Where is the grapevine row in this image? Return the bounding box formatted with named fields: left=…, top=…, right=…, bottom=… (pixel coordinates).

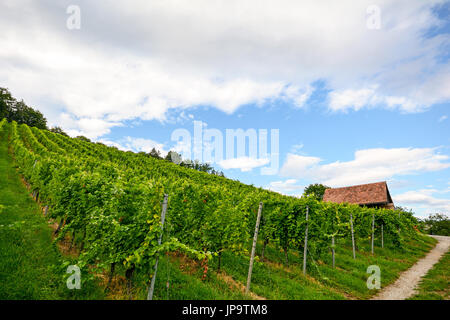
left=0, top=120, right=419, bottom=296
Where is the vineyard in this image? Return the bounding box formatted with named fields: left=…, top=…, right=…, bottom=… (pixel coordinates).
left=0, top=118, right=434, bottom=299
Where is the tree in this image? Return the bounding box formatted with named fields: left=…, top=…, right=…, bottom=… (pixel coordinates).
left=50, top=126, right=69, bottom=136
left=10, top=100, right=48, bottom=129
left=394, top=205, right=411, bottom=212
left=199, top=163, right=213, bottom=173
left=0, top=87, right=48, bottom=129
left=0, top=87, right=14, bottom=119
left=180, top=159, right=193, bottom=169
left=303, top=183, right=330, bottom=201
left=164, top=150, right=224, bottom=176
left=424, top=213, right=450, bottom=236
left=165, top=151, right=182, bottom=164
left=76, top=136, right=91, bottom=142
left=148, top=147, right=162, bottom=159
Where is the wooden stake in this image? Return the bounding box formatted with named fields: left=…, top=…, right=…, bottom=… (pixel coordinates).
left=246, top=202, right=263, bottom=294
left=371, top=212, right=375, bottom=255
left=303, top=206, right=309, bottom=275
left=69, top=231, right=76, bottom=250
left=54, top=218, right=64, bottom=235
left=261, top=238, right=268, bottom=261
left=126, top=266, right=135, bottom=300
left=284, top=248, right=289, bottom=266
left=381, top=224, right=384, bottom=249
left=350, top=213, right=356, bottom=259
left=106, top=262, right=115, bottom=291
left=331, top=236, right=335, bottom=268
left=80, top=229, right=86, bottom=252
left=217, top=251, right=222, bottom=272
left=147, top=194, right=169, bottom=300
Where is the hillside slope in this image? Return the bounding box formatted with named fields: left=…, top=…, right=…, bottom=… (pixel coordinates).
left=0, top=119, right=437, bottom=300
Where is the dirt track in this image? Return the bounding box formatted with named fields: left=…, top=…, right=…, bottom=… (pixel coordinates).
left=371, top=235, right=450, bottom=300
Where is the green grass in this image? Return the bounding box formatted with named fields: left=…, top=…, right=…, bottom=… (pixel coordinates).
left=409, top=250, right=450, bottom=300
left=309, top=235, right=436, bottom=299
left=203, top=234, right=436, bottom=300
left=0, top=121, right=440, bottom=300
left=129, top=254, right=251, bottom=300
left=217, top=250, right=345, bottom=300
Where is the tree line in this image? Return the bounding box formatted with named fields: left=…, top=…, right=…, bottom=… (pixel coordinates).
left=0, top=87, right=69, bottom=136
left=419, top=213, right=450, bottom=236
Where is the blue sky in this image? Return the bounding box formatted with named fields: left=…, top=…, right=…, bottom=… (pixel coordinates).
left=0, top=0, right=449, bottom=217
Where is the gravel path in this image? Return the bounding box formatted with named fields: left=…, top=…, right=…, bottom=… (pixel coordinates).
left=371, top=235, right=450, bottom=300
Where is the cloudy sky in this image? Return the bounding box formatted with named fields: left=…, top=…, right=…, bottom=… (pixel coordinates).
left=1, top=0, right=449, bottom=217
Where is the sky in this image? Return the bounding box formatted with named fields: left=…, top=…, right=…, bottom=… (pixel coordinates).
left=0, top=0, right=449, bottom=217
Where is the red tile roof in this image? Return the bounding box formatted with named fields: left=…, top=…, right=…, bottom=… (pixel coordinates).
left=323, top=181, right=393, bottom=206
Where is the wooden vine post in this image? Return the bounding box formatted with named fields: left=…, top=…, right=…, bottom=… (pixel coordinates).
left=381, top=224, right=384, bottom=248
left=147, top=194, right=169, bottom=300
left=371, top=212, right=375, bottom=255
left=303, top=206, right=309, bottom=275
left=331, top=209, right=336, bottom=268
left=246, top=202, right=263, bottom=294
left=350, top=212, right=356, bottom=259
left=331, top=235, right=335, bottom=268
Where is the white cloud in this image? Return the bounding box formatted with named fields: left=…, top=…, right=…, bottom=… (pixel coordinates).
left=267, top=179, right=305, bottom=195
left=122, top=137, right=168, bottom=156
left=328, top=86, right=429, bottom=113
left=393, top=189, right=450, bottom=215
left=219, top=157, right=269, bottom=172
left=55, top=113, right=122, bottom=139
left=280, top=154, right=322, bottom=173
left=329, top=86, right=379, bottom=112
left=290, top=143, right=304, bottom=154
left=98, top=139, right=129, bottom=152
left=386, top=179, right=412, bottom=190
left=439, top=115, right=448, bottom=122
left=0, top=0, right=448, bottom=137
left=280, top=147, right=450, bottom=187
left=283, top=85, right=314, bottom=108
left=99, top=136, right=168, bottom=156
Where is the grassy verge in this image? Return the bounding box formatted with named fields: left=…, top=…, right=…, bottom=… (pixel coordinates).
left=203, top=233, right=436, bottom=300
left=408, top=251, right=450, bottom=300
left=126, top=253, right=251, bottom=300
